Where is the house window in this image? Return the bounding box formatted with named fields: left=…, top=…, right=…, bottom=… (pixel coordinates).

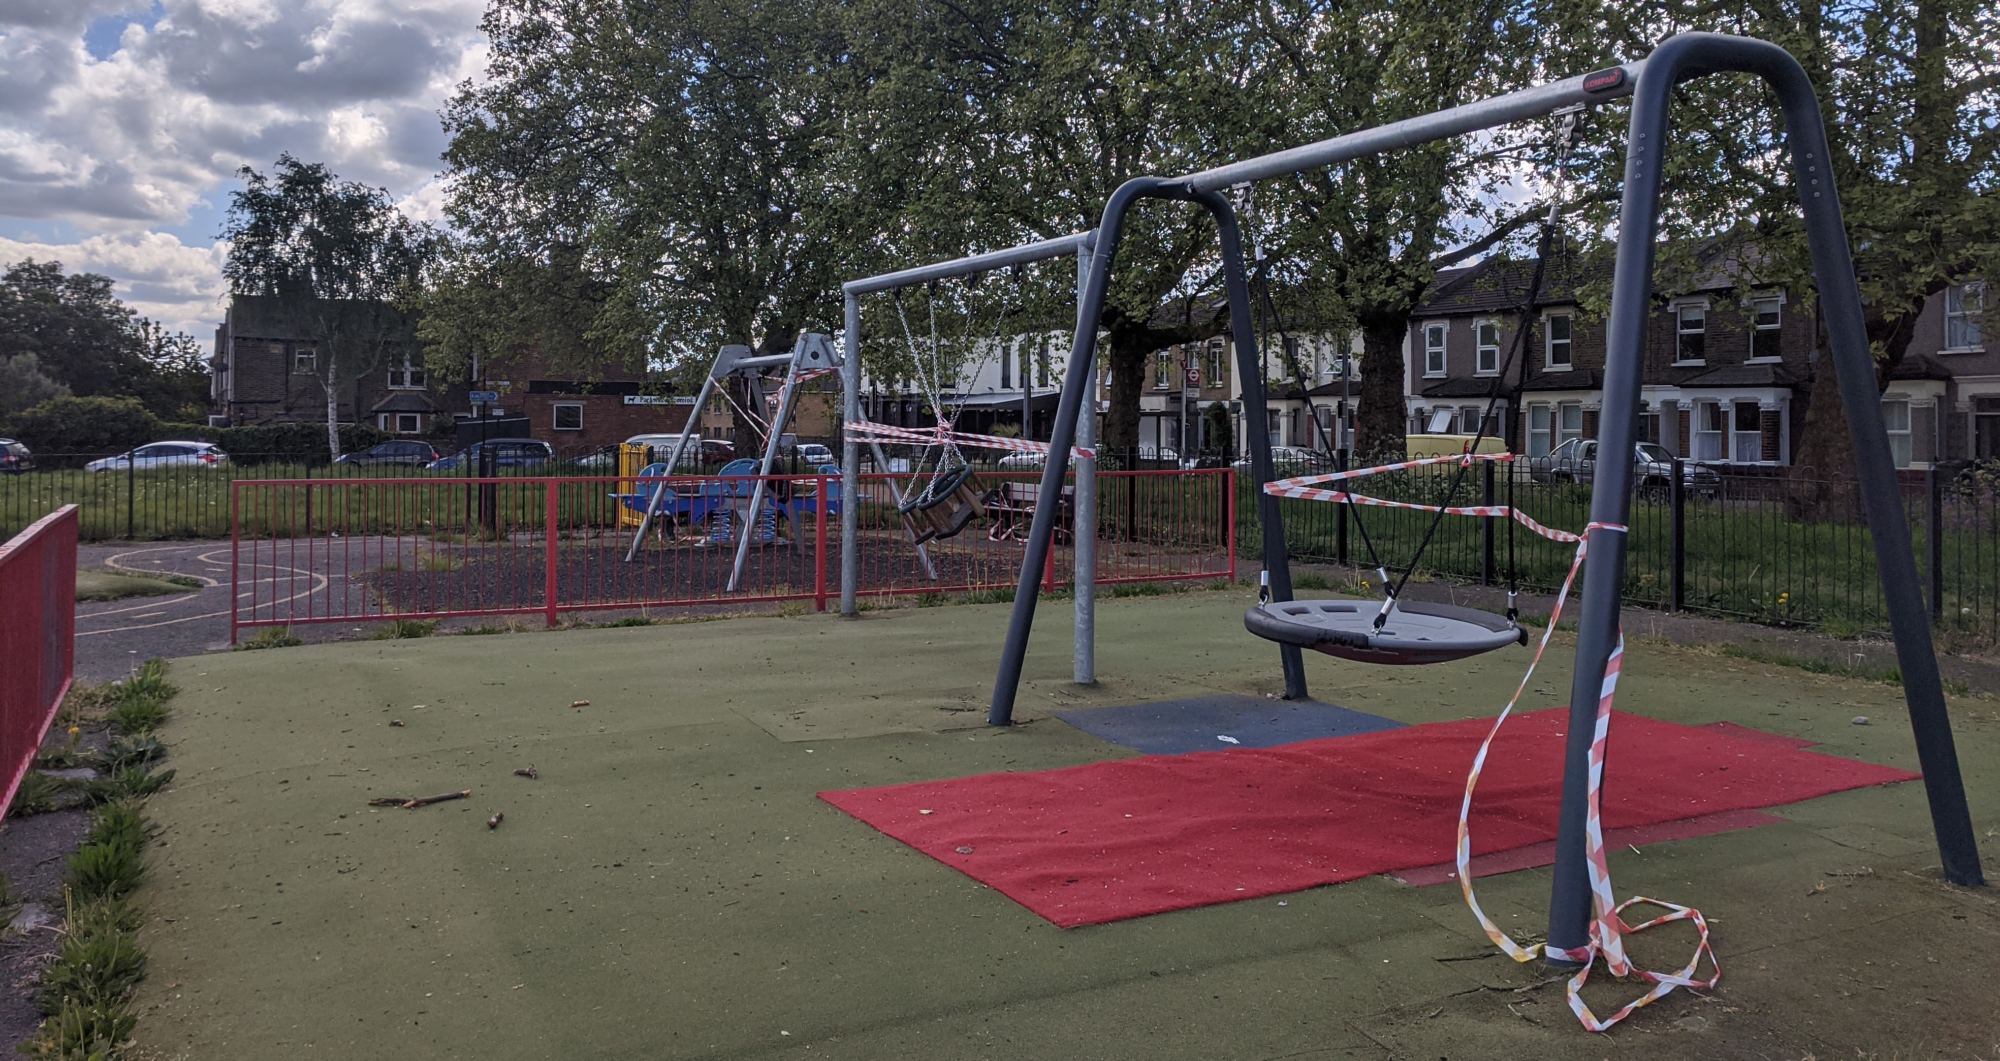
left=1001, top=340, right=1013, bottom=389
left=1155, top=349, right=1172, bottom=389
left=387, top=352, right=426, bottom=390
left=1675, top=304, right=1706, bottom=364
left=1037, top=342, right=1051, bottom=387
left=1640, top=409, right=1661, bottom=445
left=1266, top=406, right=1281, bottom=446
left=1474, top=320, right=1500, bottom=375
left=1975, top=397, right=2000, bottom=458
left=1207, top=339, right=1227, bottom=387
left=1460, top=406, right=1484, bottom=434
left=1882, top=398, right=1913, bottom=468
left=1557, top=401, right=1584, bottom=448
left=1694, top=401, right=1726, bottom=461
left=1528, top=403, right=1553, bottom=458
left=1732, top=401, right=1761, bottom=462
left=1425, top=407, right=1456, bottom=433
left=1423, top=323, right=1447, bottom=377
left=1545, top=313, right=1572, bottom=369
left=378, top=413, right=422, bottom=435
left=553, top=403, right=583, bottom=431
left=293, top=347, right=316, bottom=372
left=1946, top=283, right=1985, bottom=351
left=1749, top=297, right=1782, bottom=361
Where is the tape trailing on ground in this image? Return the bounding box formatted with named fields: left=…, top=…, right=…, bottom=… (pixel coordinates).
left=1454, top=520, right=1720, bottom=1032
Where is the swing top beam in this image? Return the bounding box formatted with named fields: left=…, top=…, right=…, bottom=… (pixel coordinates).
left=843, top=231, right=1096, bottom=297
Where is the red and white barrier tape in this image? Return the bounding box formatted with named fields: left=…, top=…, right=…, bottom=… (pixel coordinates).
left=1454, top=521, right=1718, bottom=1032
left=844, top=419, right=1097, bottom=460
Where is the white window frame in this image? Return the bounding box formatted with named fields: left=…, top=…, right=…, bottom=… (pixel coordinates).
left=1747, top=295, right=1783, bottom=363
left=1693, top=400, right=1726, bottom=462
left=1673, top=301, right=1708, bottom=366
left=1206, top=339, right=1227, bottom=388
left=378, top=412, right=422, bottom=435
left=1154, top=349, right=1172, bottom=389
left=1473, top=319, right=1500, bottom=376
left=552, top=402, right=584, bottom=431
left=1731, top=400, right=1762, bottom=463
left=293, top=347, right=316, bottom=372
left=386, top=351, right=426, bottom=390
left=1424, top=407, right=1456, bottom=433
left=1543, top=312, right=1573, bottom=371
left=1945, top=282, right=1985, bottom=353
left=1556, top=401, right=1584, bottom=448
left=1527, top=403, right=1554, bottom=458
left=1422, top=322, right=1447, bottom=378
left=1882, top=397, right=1913, bottom=468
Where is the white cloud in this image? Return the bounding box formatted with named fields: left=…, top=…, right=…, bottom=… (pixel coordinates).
left=0, top=230, right=229, bottom=338
left=0, top=0, right=486, bottom=337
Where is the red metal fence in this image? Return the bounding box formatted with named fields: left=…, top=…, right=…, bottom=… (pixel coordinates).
left=229, top=469, right=1234, bottom=637
left=0, top=505, right=77, bottom=816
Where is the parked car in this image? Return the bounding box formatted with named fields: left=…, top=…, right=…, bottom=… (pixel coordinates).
left=1232, top=446, right=1326, bottom=474
left=85, top=441, right=229, bottom=473
left=1527, top=439, right=1722, bottom=498
left=996, top=449, right=1075, bottom=471
left=335, top=440, right=441, bottom=467
left=425, top=439, right=555, bottom=472
left=789, top=442, right=835, bottom=467
left=0, top=438, right=33, bottom=474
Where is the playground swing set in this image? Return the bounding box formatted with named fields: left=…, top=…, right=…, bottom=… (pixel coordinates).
left=930, top=31, right=1987, bottom=1032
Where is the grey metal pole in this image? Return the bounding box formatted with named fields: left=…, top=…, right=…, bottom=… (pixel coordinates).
left=844, top=232, right=1095, bottom=297
left=625, top=369, right=719, bottom=562
left=1543, top=32, right=1984, bottom=964
left=841, top=295, right=861, bottom=615
left=1072, top=237, right=1097, bottom=685
left=727, top=361, right=800, bottom=591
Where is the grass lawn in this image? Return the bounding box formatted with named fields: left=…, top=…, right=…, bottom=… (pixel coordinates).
left=74, top=568, right=197, bottom=602
left=134, top=589, right=2000, bottom=1058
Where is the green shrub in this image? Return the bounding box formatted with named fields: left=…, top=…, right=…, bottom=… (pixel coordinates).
left=4, top=396, right=162, bottom=461
left=21, top=994, right=135, bottom=1058
left=10, top=772, right=77, bottom=818
left=371, top=619, right=438, bottom=640
left=38, top=909, right=146, bottom=1016
left=97, top=734, right=164, bottom=773
left=214, top=422, right=387, bottom=464
left=82, top=803, right=150, bottom=852
left=65, top=837, right=144, bottom=903
left=237, top=628, right=304, bottom=651
left=84, top=767, right=174, bottom=806
left=106, top=696, right=168, bottom=737
left=120, top=660, right=175, bottom=702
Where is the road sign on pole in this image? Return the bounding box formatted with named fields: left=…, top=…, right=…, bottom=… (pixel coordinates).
left=469, top=390, right=500, bottom=404
left=1185, top=366, right=1201, bottom=387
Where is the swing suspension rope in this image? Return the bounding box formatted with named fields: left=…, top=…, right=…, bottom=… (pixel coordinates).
left=1249, top=104, right=1588, bottom=627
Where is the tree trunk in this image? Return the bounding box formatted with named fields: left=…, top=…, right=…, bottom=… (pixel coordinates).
left=1101, top=324, right=1151, bottom=462
left=1353, top=313, right=1408, bottom=464
left=322, top=358, right=341, bottom=464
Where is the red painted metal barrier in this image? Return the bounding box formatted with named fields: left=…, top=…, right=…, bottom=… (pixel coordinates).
left=0, top=505, right=77, bottom=816
left=228, top=469, right=1235, bottom=638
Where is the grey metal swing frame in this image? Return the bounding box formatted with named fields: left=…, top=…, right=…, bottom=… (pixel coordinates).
left=983, top=31, right=1983, bottom=962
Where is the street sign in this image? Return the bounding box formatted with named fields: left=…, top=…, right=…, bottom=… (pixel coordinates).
left=469, top=390, right=500, bottom=404
left=1331, top=357, right=1349, bottom=378
left=1185, top=366, right=1201, bottom=387
left=622, top=394, right=673, bottom=406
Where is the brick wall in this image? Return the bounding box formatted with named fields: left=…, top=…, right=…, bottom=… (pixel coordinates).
left=518, top=394, right=693, bottom=452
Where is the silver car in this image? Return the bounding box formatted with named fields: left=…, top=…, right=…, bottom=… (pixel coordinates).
left=86, top=441, right=230, bottom=472
left=1530, top=439, right=1721, bottom=498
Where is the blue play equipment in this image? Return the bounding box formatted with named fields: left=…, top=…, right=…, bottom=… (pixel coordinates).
left=616, top=459, right=840, bottom=545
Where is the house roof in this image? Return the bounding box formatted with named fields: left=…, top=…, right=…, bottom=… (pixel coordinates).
left=227, top=295, right=417, bottom=341
left=369, top=391, right=440, bottom=414
left=1889, top=353, right=1952, bottom=381
left=1412, top=247, right=1592, bottom=317
left=1675, top=362, right=1804, bottom=388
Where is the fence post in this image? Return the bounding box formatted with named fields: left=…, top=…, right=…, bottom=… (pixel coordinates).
left=1480, top=459, right=1496, bottom=586
left=1216, top=466, right=1232, bottom=576
left=1669, top=458, right=1686, bottom=613
left=814, top=475, right=829, bottom=613
left=1335, top=449, right=1349, bottom=566
left=125, top=457, right=135, bottom=541
left=229, top=481, right=241, bottom=644
left=1927, top=466, right=1945, bottom=622
left=1124, top=452, right=1138, bottom=542
left=544, top=479, right=559, bottom=628
left=304, top=459, right=314, bottom=536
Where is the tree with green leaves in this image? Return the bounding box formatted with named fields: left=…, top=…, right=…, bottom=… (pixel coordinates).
left=0, top=259, right=147, bottom=399
left=221, top=154, right=440, bottom=461
left=435, top=0, right=893, bottom=451
left=1588, top=2, right=1997, bottom=512
left=0, top=352, right=69, bottom=419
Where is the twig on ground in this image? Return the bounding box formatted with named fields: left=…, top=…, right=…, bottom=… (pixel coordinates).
left=513, top=766, right=538, bottom=780
left=367, top=789, right=472, bottom=809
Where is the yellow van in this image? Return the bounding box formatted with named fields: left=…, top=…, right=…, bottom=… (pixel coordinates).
left=1406, top=433, right=1509, bottom=460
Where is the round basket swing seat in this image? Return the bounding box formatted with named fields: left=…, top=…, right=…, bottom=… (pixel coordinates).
left=898, top=463, right=987, bottom=545
left=1244, top=598, right=1526, bottom=666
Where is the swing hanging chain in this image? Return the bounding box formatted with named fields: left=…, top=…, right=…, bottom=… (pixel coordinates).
left=1374, top=104, right=1592, bottom=629
left=1238, top=180, right=1392, bottom=588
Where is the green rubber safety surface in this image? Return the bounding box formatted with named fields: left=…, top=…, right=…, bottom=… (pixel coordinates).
left=135, top=593, right=2000, bottom=1059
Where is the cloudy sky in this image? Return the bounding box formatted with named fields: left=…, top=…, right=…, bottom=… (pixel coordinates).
left=0, top=0, right=487, bottom=340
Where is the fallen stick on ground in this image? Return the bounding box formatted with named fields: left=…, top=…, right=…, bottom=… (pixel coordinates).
left=367, top=790, right=472, bottom=810
left=513, top=766, right=537, bottom=780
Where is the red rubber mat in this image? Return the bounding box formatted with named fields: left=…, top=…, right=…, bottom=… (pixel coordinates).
left=819, top=708, right=1916, bottom=927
